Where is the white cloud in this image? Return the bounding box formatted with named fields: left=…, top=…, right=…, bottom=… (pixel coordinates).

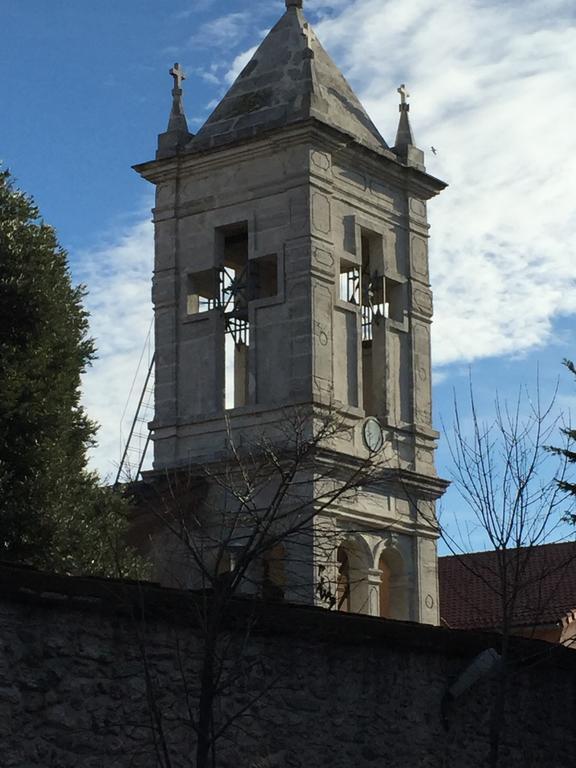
left=225, top=46, right=258, bottom=85
left=171, top=0, right=217, bottom=19
left=198, top=69, right=221, bottom=86
left=189, top=11, right=251, bottom=48
left=73, top=217, right=154, bottom=480
left=314, top=0, right=576, bottom=367
left=77, top=0, right=576, bottom=475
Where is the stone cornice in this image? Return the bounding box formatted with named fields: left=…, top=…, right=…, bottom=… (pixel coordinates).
left=134, top=119, right=447, bottom=201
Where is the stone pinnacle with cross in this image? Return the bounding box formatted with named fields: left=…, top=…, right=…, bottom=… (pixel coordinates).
left=170, top=63, right=186, bottom=93
left=286, top=0, right=303, bottom=8
left=394, top=82, right=418, bottom=158
left=398, top=84, right=410, bottom=111
left=167, top=62, right=189, bottom=134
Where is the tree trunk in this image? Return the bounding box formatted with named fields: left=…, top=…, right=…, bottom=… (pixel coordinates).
left=196, top=633, right=217, bottom=768
left=488, top=636, right=509, bottom=768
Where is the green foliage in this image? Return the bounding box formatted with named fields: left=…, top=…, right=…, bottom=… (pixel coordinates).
left=51, top=485, right=151, bottom=579
left=0, top=169, right=145, bottom=577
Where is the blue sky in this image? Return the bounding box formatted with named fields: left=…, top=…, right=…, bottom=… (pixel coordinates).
left=2, top=0, right=575, bottom=551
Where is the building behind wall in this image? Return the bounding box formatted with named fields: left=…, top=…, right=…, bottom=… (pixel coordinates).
left=135, top=0, right=448, bottom=623
left=440, top=542, right=576, bottom=645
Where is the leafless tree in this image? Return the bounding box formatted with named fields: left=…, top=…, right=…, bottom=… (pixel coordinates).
left=129, top=403, right=392, bottom=768
left=438, top=377, right=575, bottom=768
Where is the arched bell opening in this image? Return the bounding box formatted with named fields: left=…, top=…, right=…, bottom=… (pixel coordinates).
left=378, top=548, right=409, bottom=620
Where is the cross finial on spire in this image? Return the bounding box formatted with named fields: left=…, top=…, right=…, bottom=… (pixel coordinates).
left=160, top=61, right=190, bottom=150
left=398, top=84, right=410, bottom=110
left=170, top=63, right=186, bottom=92
left=286, top=0, right=303, bottom=8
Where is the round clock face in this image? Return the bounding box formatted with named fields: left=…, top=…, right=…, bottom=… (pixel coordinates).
left=363, top=417, right=384, bottom=453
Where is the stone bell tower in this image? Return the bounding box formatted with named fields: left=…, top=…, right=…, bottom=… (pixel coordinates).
left=135, top=0, right=448, bottom=624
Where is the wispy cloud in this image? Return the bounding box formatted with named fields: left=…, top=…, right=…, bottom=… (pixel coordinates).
left=189, top=11, right=251, bottom=48
left=73, top=216, right=154, bottom=479
left=198, top=69, right=222, bottom=86
left=190, top=44, right=258, bottom=94
left=312, top=0, right=576, bottom=368
left=170, top=0, right=218, bottom=21
left=225, top=45, right=257, bottom=84
left=77, top=0, right=576, bottom=475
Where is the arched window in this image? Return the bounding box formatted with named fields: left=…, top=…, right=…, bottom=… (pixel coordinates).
left=262, top=544, right=286, bottom=601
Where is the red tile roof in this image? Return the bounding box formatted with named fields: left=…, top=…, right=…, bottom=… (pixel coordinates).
left=439, top=542, right=576, bottom=631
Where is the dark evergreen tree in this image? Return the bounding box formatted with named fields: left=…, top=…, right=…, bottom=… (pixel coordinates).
left=0, top=169, right=145, bottom=576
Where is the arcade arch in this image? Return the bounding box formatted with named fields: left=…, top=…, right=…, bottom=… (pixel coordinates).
left=377, top=546, right=409, bottom=620
left=335, top=536, right=372, bottom=615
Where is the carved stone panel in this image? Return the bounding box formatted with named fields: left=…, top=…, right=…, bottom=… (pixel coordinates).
left=312, top=283, right=333, bottom=396
left=311, top=192, right=332, bottom=236
left=412, top=288, right=433, bottom=317
left=311, top=150, right=331, bottom=172
left=413, top=323, right=432, bottom=425
left=418, top=537, right=440, bottom=625
left=410, top=198, right=427, bottom=218
left=312, top=247, right=335, bottom=279
left=411, top=236, right=429, bottom=279
left=313, top=247, right=335, bottom=269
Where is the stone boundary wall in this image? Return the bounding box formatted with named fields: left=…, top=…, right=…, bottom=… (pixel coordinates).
left=0, top=563, right=574, bottom=767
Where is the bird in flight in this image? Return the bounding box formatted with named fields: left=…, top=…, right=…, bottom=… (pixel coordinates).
left=430, top=146, right=438, bottom=155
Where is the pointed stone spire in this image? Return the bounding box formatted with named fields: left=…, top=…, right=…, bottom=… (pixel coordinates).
left=188, top=4, right=388, bottom=155
left=157, top=62, right=193, bottom=159
left=393, top=84, right=425, bottom=170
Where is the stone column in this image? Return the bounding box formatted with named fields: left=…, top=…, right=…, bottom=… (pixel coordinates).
left=367, top=568, right=383, bottom=617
